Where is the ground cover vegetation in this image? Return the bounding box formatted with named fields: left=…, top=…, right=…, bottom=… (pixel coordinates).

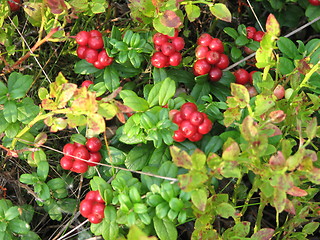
left=0, top=0, right=320, bottom=239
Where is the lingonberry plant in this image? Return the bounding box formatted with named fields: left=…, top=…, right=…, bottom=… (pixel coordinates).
left=0, top=1, right=320, bottom=240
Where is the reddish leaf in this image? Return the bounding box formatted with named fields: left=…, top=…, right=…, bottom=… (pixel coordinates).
left=297, top=58, right=311, bottom=75
left=287, top=186, right=308, bottom=197
left=269, top=110, right=286, bottom=123
left=170, top=146, right=192, bottom=169
left=160, top=10, right=182, bottom=28
left=251, top=228, right=275, bottom=240
left=34, top=132, right=48, bottom=147
left=46, top=0, right=68, bottom=14
left=284, top=199, right=296, bottom=215
left=266, top=14, right=280, bottom=36
left=269, top=151, right=286, bottom=169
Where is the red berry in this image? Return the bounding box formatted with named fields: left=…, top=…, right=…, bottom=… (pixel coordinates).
left=169, top=109, right=179, bottom=120
left=76, top=46, right=88, bottom=59
left=76, top=31, right=90, bottom=46
left=308, top=0, right=320, bottom=6
left=160, top=42, right=176, bottom=56
left=193, top=59, right=211, bottom=76
left=153, top=33, right=169, bottom=46
left=98, top=50, right=113, bottom=67
left=86, top=137, right=102, bottom=152
left=171, top=37, right=185, bottom=51
left=88, top=214, right=103, bottom=224
left=81, top=80, right=93, bottom=88
left=198, top=118, right=213, bottom=135
left=91, top=202, right=105, bottom=218
left=63, top=143, right=76, bottom=159
left=180, top=102, right=198, bottom=120
left=234, top=69, right=250, bottom=85
left=273, top=85, right=285, bottom=100
left=172, top=111, right=183, bottom=124
left=247, top=86, right=258, bottom=98
left=71, top=160, right=88, bottom=173
left=169, top=52, right=182, bottom=66
left=180, top=120, right=197, bottom=138
left=151, top=52, right=169, bottom=68
left=205, top=51, right=220, bottom=65
left=93, top=60, right=105, bottom=69
left=60, top=156, right=74, bottom=170
left=73, top=146, right=90, bottom=161
left=79, top=199, right=93, bottom=218
left=188, top=132, right=203, bottom=142
left=89, top=30, right=102, bottom=38
left=84, top=48, right=99, bottom=64
left=197, top=33, right=213, bottom=46
left=173, top=129, right=186, bottom=142
left=189, top=111, right=204, bottom=126
left=8, top=0, right=20, bottom=11
left=88, top=37, right=104, bottom=50
left=85, top=190, right=98, bottom=201
left=94, top=191, right=105, bottom=203
left=209, top=67, right=223, bottom=82
left=216, top=54, right=229, bottom=70
left=246, top=26, right=257, bottom=39
left=209, top=38, right=224, bottom=53
left=195, top=45, right=209, bottom=59
left=87, top=152, right=102, bottom=166
left=253, top=31, right=265, bottom=42
left=243, top=46, right=255, bottom=55
left=74, top=142, right=86, bottom=148
left=181, top=102, right=198, bottom=112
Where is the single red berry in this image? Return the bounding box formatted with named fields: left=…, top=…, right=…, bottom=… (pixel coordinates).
left=153, top=33, right=169, bottom=46
left=169, top=109, right=179, bottom=120
left=246, top=26, right=257, bottom=39
left=76, top=31, right=90, bottom=46
left=189, top=111, right=204, bottom=126
left=74, top=142, right=86, bottom=148
left=169, top=52, right=182, bottom=66
left=273, top=85, right=285, bottom=100
left=197, top=33, right=213, bottom=46
left=94, top=191, right=105, bottom=203
left=84, top=48, right=99, bottom=64
left=160, top=42, right=176, bottom=56
left=205, top=51, right=221, bottom=65
left=86, top=137, right=102, bottom=152
left=209, top=67, right=223, bottom=82
left=89, top=30, right=102, bottom=38
left=71, top=160, right=88, bottom=173
left=73, top=146, right=90, bottom=161
left=81, top=80, right=94, bottom=88
left=93, top=60, right=105, bottom=69
left=243, top=46, right=255, bottom=55
left=88, top=214, right=103, bottom=224
left=151, top=52, right=169, bottom=68
left=180, top=102, right=198, bottom=120
left=198, top=118, right=213, bottom=135
left=234, top=69, right=250, bottom=85
left=8, top=0, right=21, bottom=11
left=195, top=45, right=209, bottom=59
left=193, top=59, right=211, bottom=76
left=172, top=111, right=183, bottom=125
left=91, top=202, right=105, bottom=218
left=60, top=157, right=74, bottom=170
left=308, top=0, right=320, bottom=6
left=253, top=31, right=265, bottom=42
left=248, top=71, right=258, bottom=84
left=88, top=37, right=104, bottom=50
left=63, top=143, right=76, bottom=159
left=173, top=129, right=186, bottom=142
left=85, top=190, right=98, bottom=201
left=87, top=152, right=102, bottom=167
left=180, top=120, right=197, bottom=138
left=79, top=199, right=94, bottom=218
left=216, top=54, right=229, bottom=70
left=98, top=49, right=113, bottom=67
left=209, top=38, right=224, bottom=53
left=171, top=37, right=185, bottom=51
left=76, top=46, right=88, bottom=59
left=188, top=132, right=203, bottom=142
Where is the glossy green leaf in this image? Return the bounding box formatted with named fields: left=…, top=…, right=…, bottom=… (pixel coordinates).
left=3, top=101, right=17, bottom=123
left=209, top=3, right=232, bottom=22
left=277, top=37, right=300, bottom=59
left=5, top=206, right=20, bottom=221
left=185, top=4, right=200, bottom=22
left=8, top=219, right=30, bottom=234
left=153, top=216, right=178, bottom=240
left=8, top=72, right=33, bottom=99
left=158, top=78, right=176, bottom=106
left=125, top=144, right=152, bottom=170
left=103, top=65, right=120, bottom=91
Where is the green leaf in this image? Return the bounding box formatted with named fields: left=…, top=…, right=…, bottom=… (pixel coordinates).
left=120, top=90, right=149, bottom=112
left=185, top=4, right=200, bottom=22
left=47, top=178, right=66, bottom=190
left=191, top=149, right=206, bottom=170
left=223, top=27, right=239, bottom=40
left=5, top=206, right=20, bottom=221
left=8, top=219, right=30, bottom=234
left=235, top=35, right=250, bottom=46
left=303, top=222, right=319, bottom=235
left=8, top=72, right=33, bottom=99
left=215, top=202, right=237, bottom=219
left=158, top=78, right=176, bottom=106
left=5, top=122, right=20, bottom=138
left=74, top=59, right=100, bottom=74
left=20, top=173, right=38, bottom=185
left=277, top=37, right=300, bottom=59
left=128, top=49, right=141, bottom=68
left=191, top=188, right=207, bottom=212
left=125, top=144, right=152, bottom=170
left=279, top=57, right=295, bottom=75
left=3, top=101, right=17, bottom=123
left=103, top=65, right=120, bottom=91
left=209, top=3, right=232, bottom=22
left=37, top=161, right=49, bottom=181
left=153, top=217, right=178, bottom=240
left=0, top=80, right=8, bottom=103
left=104, top=146, right=126, bottom=165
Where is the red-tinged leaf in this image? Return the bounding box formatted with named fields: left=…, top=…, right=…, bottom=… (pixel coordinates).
left=269, top=151, right=286, bottom=169
left=191, top=188, right=207, bottom=212
left=273, top=187, right=286, bottom=213
left=57, top=83, right=77, bottom=108
left=71, top=90, right=98, bottom=113
left=160, top=10, right=182, bottom=28
left=46, top=0, right=68, bottom=14
left=287, top=186, right=308, bottom=197
left=251, top=228, right=275, bottom=240
left=50, top=117, right=67, bottom=132
left=41, top=99, right=58, bottom=110
left=87, top=114, right=105, bottom=135
left=209, top=3, right=232, bottom=23
left=223, top=107, right=241, bottom=127
left=230, top=83, right=250, bottom=107
left=222, top=138, right=240, bottom=161
left=191, top=149, right=206, bottom=170
left=178, top=170, right=208, bottom=192
left=284, top=199, right=296, bottom=215
left=116, top=112, right=126, bottom=124
left=34, top=132, right=47, bottom=147
left=297, top=57, right=311, bottom=75
left=240, top=116, right=258, bottom=141
left=269, top=110, right=286, bottom=123
left=266, top=14, right=280, bottom=37
left=170, top=146, right=192, bottom=169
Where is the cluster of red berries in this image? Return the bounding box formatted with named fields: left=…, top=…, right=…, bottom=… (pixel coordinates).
left=246, top=26, right=265, bottom=42
left=80, top=190, right=105, bottom=224
left=193, top=33, right=229, bottom=82
left=151, top=30, right=185, bottom=68
left=170, top=102, right=213, bottom=142
left=233, top=68, right=258, bottom=85
left=60, top=137, right=102, bottom=173
left=75, top=30, right=113, bottom=70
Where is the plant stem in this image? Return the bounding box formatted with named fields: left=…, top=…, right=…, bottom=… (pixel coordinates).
left=254, top=198, right=266, bottom=233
